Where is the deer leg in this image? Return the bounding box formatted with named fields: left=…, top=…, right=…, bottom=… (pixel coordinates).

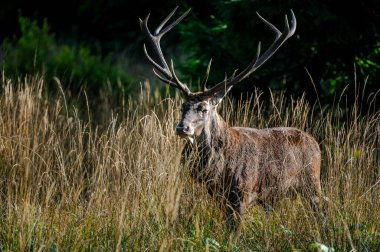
left=300, top=175, right=329, bottom=227
left=311, top=178, right=330, bottom=223
left=226, top=205, right=243, bottom=243
left=225, top=193, right=240, bottom=231
left=224, top=185, right=243, bottom=242
left=309, top=176, right=323, bottom=213
left=227, top=191, right=257, bottom=242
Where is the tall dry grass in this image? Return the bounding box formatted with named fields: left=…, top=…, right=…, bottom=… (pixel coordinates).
left=0, top=76, right=379, bottom=251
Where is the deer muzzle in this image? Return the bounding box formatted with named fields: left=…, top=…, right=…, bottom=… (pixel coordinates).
left=176, top=123, right=193, bottom=137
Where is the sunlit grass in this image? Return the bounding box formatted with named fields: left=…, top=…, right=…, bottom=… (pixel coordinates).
left=0, top=76, right=379, bottom=251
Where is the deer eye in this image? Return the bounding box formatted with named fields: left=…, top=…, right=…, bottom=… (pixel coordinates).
left=196, top=106, right=207, bottom=113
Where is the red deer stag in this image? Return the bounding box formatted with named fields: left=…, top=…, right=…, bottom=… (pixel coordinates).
left=140, top=7, right=322, bottom=234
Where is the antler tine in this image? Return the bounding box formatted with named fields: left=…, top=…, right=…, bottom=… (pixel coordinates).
left=169, top=59, right=191, bottom=94
left=202, top=10, right=296, bottom=97
left=143, top=44, right=170, bottom=77
left=152, top=69, right=179, bottom=88
left=154, top=6, right=179, bottom=35
left=256, top=12, right=281, bottom=38
left=140, top=14, right=170, bottom=72
left=253, top=10, right=296, bottom=68
left=141, top=7, right=192, bottom=96
left=201, top=59, right=213, bottom=92
left=159, top=8, right=191, bottom=36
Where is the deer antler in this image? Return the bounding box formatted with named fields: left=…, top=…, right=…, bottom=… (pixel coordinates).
left=140, top=7, right=192, bottom=96
left=141, top=7, right=296, bottom=98
left=201, top=10, right=296, bottom=97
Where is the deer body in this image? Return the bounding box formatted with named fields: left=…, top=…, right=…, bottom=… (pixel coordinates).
left=140, top=7, right=322, bottom=233
left=181, top=102, right=321, bottom=220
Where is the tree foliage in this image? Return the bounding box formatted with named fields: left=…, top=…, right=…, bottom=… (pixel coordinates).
left=178, top=0, right=380, bottom=107
left=0, top=0, right=378, bottom=108
left=1, top=16, right=133, bottom=95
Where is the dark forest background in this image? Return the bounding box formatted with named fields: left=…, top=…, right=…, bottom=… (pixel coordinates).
left=0, top=0, right=379, bottom=109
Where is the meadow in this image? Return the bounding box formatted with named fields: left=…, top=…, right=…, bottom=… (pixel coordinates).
left=0, top=75, right=379, bottom=251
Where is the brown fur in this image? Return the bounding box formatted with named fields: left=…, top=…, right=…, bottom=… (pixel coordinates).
left=230, top=128, right=241, bottom=144
left=140, top=6, right=318, bottom=236
left=181, top=105, right=322, bottom=234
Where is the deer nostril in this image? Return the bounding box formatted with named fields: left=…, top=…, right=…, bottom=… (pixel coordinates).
left=176, top=125, right=189, bottom=133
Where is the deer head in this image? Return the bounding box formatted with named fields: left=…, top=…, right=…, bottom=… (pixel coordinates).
left=140, top=7, right=296, bottom=138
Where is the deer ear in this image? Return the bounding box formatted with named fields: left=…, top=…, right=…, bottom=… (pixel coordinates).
left=212, top=86, right=232, bottom=105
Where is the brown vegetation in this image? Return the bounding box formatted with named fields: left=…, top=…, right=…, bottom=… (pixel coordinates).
left=0, top=77, right=379, bottom=251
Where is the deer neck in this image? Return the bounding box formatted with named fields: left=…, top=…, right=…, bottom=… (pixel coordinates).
left=197, top=111, right=229, bottom=148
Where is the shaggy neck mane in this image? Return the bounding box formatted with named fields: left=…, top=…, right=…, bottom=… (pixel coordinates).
left=198, top=111, right=230, bottom=148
